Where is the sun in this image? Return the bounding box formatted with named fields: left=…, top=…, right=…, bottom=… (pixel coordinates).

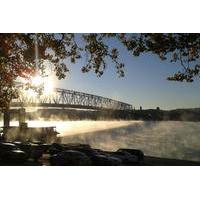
left=31, top=75, right=43, bottom=87
left=26, top=88, right=37, bottom=98
left=31, top=75, right=54, bottom=95
left=44, top=79, right=54, bottom=94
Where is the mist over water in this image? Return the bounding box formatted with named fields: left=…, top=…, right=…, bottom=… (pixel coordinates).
left=61, top=120, right=200, bottom=161
left=1, top=120, right=200, bottom=161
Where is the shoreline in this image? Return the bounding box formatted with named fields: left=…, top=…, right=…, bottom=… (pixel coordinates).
left=0, top=142, right=199, bottom=166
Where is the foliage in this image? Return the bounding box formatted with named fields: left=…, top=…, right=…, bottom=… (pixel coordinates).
left=118, top=33, right=200, bottom=82
left=0, top=33, right=200, bottom=110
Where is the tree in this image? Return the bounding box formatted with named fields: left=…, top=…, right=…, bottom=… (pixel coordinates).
left=1, top=33, right=200, bottom=111
left=118, top=33, right=200, bottom=82
left=0, top=33, right=70, bottom=110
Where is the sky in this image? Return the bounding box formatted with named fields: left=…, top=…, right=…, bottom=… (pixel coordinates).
left=52, top=34, right=200, bottom=110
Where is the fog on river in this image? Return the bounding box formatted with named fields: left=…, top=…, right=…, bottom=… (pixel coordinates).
left=1, top=120, right=200, bottom=161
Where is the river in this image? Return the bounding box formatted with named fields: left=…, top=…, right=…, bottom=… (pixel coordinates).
left=0, top=120, right=200, bottom=161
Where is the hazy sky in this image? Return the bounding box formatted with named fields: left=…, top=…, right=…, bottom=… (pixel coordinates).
left=52, top=35, right=200, bottom=110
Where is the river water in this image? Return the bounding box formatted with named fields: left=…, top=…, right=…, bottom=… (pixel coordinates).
left=1, top=120, right=200, bottom=161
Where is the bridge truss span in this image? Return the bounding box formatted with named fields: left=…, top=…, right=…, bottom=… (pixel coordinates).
left=12, top=88, right=133, bottom=111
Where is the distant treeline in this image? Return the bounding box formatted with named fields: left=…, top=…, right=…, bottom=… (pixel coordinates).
left=133, top=108, right=200, bottom=121
left=1, top=108, right=200, bottom=121
left=3, top=108, right=199, bottom=121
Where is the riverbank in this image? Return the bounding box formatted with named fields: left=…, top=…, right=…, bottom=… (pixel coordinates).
left=0, top=142, right=199, bottom=166
left=1, top=120, right=200, bottom=162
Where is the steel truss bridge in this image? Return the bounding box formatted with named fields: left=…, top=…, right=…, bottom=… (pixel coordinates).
left=11, top=88, right=133, bottom=111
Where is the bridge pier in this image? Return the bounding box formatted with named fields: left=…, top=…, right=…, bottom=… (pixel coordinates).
left=2, top=110, right=11, bottom=136
left=3, top=110, right=10, bottom=128
left=18, top=108, right=27, bottom=128
left=3, top=108, right=27, bottom=128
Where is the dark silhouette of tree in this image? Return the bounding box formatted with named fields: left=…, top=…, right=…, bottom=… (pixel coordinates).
left=118, top=33, right=200, bottom=82
left=1, top=33, right=200, bottom=110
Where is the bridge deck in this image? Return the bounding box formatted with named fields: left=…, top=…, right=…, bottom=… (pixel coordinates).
left=12, top=88, right=133, bottom=110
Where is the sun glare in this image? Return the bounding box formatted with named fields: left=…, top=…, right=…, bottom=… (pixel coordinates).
left=44, top=79, right=54, bottom=94
left=26, top=88, right=37, bottom=98
left=30, top=75, right=54, bottom=95
left=31, top=75, right=43, bottom=87
left=19, top=74, right=55, bottom=99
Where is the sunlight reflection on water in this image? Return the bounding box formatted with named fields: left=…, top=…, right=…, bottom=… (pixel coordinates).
left=0, top=120, right=143, bottom=136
